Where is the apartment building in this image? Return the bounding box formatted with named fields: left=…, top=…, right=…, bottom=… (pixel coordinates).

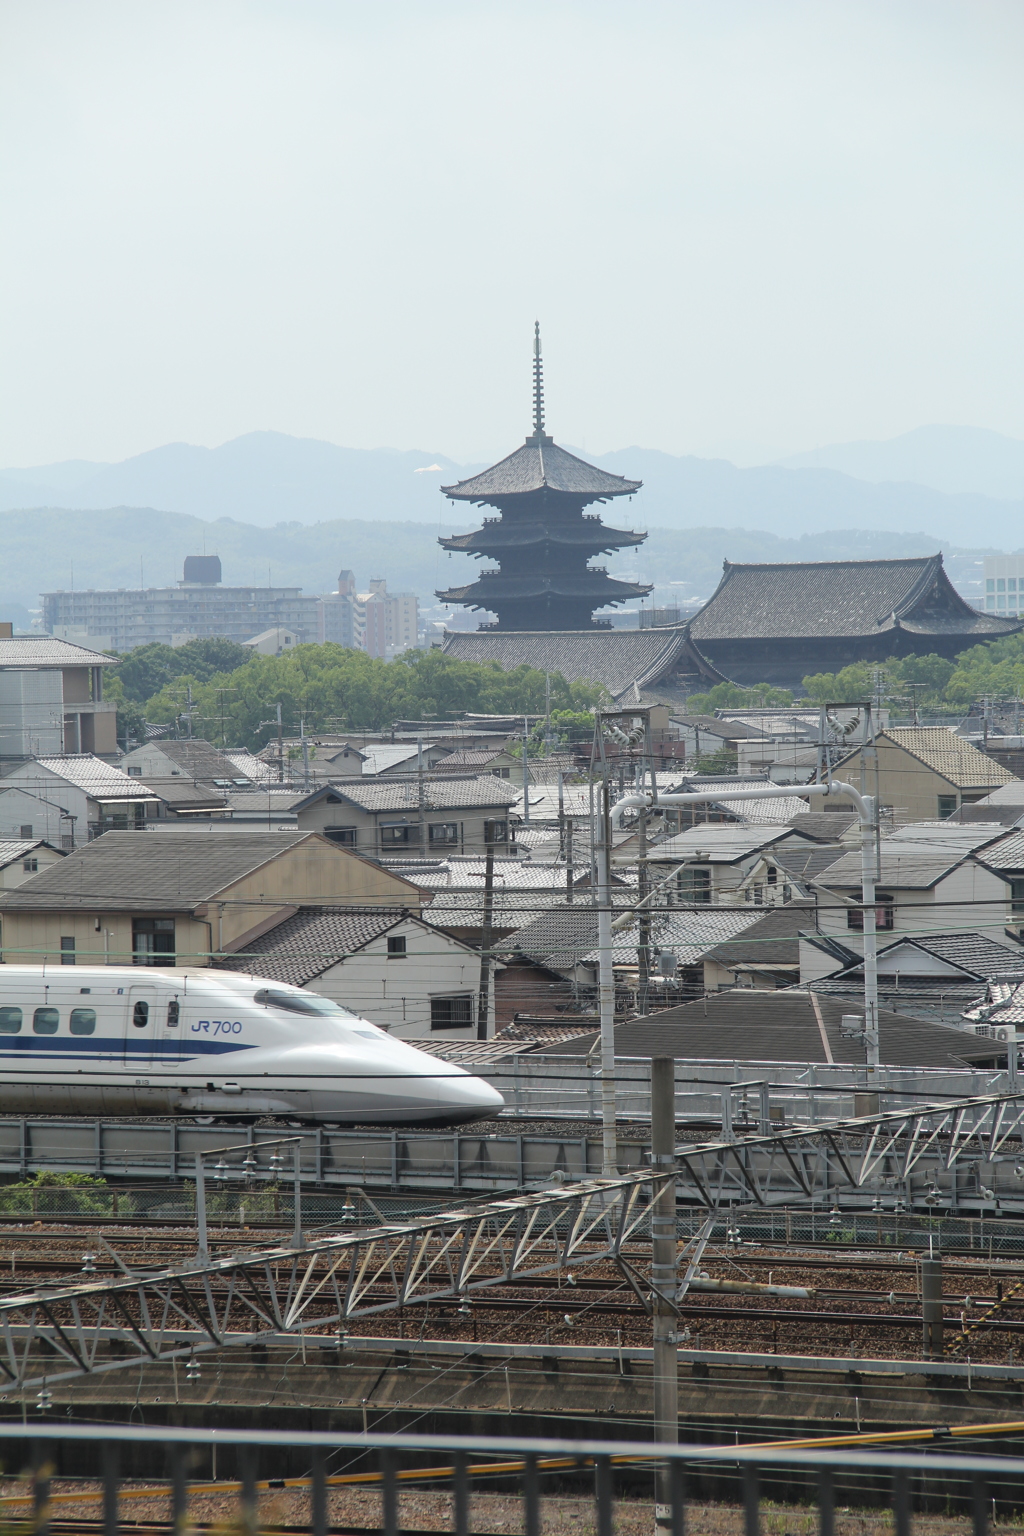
left=0, top=634, right=118, bottom=760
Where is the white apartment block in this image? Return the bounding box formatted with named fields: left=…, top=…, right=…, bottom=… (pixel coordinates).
left=983, top=556, right=1024, bottom=616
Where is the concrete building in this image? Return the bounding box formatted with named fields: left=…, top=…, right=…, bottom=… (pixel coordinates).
left=42, top=557, right=322, bottom=652
left=982, top=556, right=1024, bottom=617
left=317, top=572, right=419, bottom=659
left=0, top=828, right=426, bottom=968
left=215, top=905, right=494, bottom=1040
left=0, top=635, right=118, bottom=760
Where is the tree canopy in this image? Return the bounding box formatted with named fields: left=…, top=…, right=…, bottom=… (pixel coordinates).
left=138, top=644, right=609, bottom=748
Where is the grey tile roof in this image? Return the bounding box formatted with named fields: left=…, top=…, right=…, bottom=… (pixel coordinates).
left=673, top=715, right=767, bottom=739
left=652, top=825, right=798, bottom=863
left=0, top=637, right=117, bottom=667
left=535, top=992, right=980, bottom=1068
left=770, top=844, right=850, bottom=882
left=213, top=905, right=411, bottom=985
left=440, top=626, right=725, bottom=701
left=874, top=729, right=1018, bottom=789
left=830, top=932, right=1024, bottom=981
left=359, top=744, right=434, bottom=774
left=34, top=755, right=156, bottom=802
left=962, top=980, right=1024, bottom=1026
left=702, top=901, right=814, bottom=968
left=223, top=750, right=281, bottom=783
left=786, top=812, right=858, bottom=842
left=496, top=906, right=603, bottom=971
left=660, top=776, right=812, bottom=826
left=0, top=828, right=318, bottom=912
left=974, top=829, right=1024, bottom=870
left=975, top=782, right=1024, bottom=806
left=154, top=740, right=254, bottom=781
left=584, top=907, right=760, bottom=967
left=329, top=777, right=519, bottom=813
left=138, top=778, right=229, bottom=811
left=689, top=556, right=1021, bottom=643
left=441, top=437, right=641, bottom=501
left=0, top=839, right=55, bottom=869
left=813, top=846, right=967, bottom=891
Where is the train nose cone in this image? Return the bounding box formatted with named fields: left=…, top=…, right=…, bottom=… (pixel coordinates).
left=436, top=1073, right=504, bottom=1123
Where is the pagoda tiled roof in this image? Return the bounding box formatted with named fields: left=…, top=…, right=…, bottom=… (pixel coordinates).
left=689, top=554, right=1021, bottom=643
left=439, top=521, right=646, bottom=554
left=442, top=434, right=641, bottom=501
left=436, top=573, right=652, bottom=605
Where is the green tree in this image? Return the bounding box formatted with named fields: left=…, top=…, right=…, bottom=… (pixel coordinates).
left=684, top=681, right=793, bottom=714
left=143, top=645, right=609, bottom=748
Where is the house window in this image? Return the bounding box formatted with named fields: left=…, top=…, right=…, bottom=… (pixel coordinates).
left=133, top=917, right=175, bottom=966
left=126, top=766, right=142, bottom=776
left=676, top=868, right=711, bottom=904
left=323, top=826, right=357, bottom=846
left=430, top=995, right=474, bottom=1030
left=1010, top=880, right=1024, bottom=917
left=429, top=823, right=459, bottom=844
left=22, top=859, right=37, bottom=873
left=387, top=935, right=407, bottom=958
left=60, top=937, right=75, bottom=965
left=937, top=796, right=958, bottom=818
left=380, top=823, right=416, bottom=845
left=19, top=825, right=32, bottom=839
left=847, top=895, right=895, bottom=931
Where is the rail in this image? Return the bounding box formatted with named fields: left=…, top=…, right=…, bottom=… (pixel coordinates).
left=1, top=1420, right=1021, bottom=1533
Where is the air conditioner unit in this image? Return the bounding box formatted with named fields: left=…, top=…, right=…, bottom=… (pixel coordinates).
left=995, top=1027, right=1017, bottom=1043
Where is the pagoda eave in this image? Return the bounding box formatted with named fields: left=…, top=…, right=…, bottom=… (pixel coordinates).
left=436, top=576, right=653, bottom=605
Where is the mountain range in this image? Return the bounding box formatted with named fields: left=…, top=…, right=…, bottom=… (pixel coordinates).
left=1, top=426, right=1022, bottom=546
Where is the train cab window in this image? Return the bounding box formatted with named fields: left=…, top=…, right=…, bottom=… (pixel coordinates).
left=0, top=1007, right=22, bottom=1034
left=70, top=1008, right=96, bottom=1035
left=253, top=988, right=356, bottom=1017
left=133, top=1001, right=149, bottom=1028
left=33, top=1008, right=59, bottom=1035
left=167, top=1000, right=180, bottom=1026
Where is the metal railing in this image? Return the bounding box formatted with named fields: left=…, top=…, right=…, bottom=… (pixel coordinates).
left=2, top=1421, right=1022, bottom=1533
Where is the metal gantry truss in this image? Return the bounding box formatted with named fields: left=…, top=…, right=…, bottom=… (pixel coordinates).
left=2, top=1091, right=1023, bottom=1396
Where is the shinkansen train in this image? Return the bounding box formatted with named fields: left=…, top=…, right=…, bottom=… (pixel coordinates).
left=0, top=966, right=504, bottom=1124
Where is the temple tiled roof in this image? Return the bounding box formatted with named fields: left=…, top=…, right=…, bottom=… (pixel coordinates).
left=689, top=555, right=1020, bottom=643
left=442, top=436, right=641, bottom=502
left=440, top=625, right=725, bottom=701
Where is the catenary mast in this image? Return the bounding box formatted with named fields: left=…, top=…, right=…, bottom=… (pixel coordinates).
left=436, top=325, right=651, bottom=631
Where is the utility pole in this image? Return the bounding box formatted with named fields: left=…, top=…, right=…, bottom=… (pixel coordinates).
left=299, top=717, right=310, bottom=791
left=651, top=1057, right=678, bottom=1536
left=477, top=842, right=495, bottom=1041
left=921, top=1242, right=943, bottom=1360
left=637, top=798, right=651, bottom=1017
left=276, top=702, right=284, bottom=783
left=417, top=736, right=427, bottom=853
left=597, top=770, right=617, bottom=1177
left=521, top=716, right=530, bottom=827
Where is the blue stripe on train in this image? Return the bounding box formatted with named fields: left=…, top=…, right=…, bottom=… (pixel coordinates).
left=0, top=1036, right=253, bottom=1056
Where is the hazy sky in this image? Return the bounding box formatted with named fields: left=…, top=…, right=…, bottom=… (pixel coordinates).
left=1, top=0, right=1021, bottom=467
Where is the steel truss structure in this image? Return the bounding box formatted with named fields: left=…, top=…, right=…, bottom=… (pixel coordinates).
left=2, top=1091, right=1023, bottom=1397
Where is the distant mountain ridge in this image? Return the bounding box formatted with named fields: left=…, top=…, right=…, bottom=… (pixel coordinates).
left=2, top=428, right=1023, bottom=548
left=776, top=424, right=1024, bottom=501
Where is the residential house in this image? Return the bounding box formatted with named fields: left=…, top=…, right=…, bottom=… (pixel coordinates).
left=0, top=635, right=118, bottom=760
left=833, top=728, right=1018, bottom=823
left=0, top=828, right=425, bottom=968
left=121, top=740, right=260, bottom=788
left=0, top=754, right=158, bottom=847
left=400, top=859, right=627, bottom=947
left=659, top=776, right=812, bottom=831
left=215, top=905, right=493, bottom=1040
left=537, top=991, right=990, bottom=1069
left=811, top=931, right=1024, bottom=1028
left=804, top=823, right=1021, bottom=982
left=243, top=627, right=300, bottom=657
left=492, top=907, right=602, bottom=1028
left=287, top=777, right=520, bottom=858
left=698, top=901, right=814, bottom=990
left=672, top=715, right=768, bottom=765
left=0, top=840, right=64, bottom=890
left=648, top=824, right=814, bottom=907
left=575, top=906, right=762, bottom=1008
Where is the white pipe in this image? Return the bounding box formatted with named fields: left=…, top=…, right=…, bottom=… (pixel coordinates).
left=607, top=779, right=879, bottom=1067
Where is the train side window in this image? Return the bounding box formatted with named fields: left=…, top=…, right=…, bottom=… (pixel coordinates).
left=0, top=1007, right=22, bottom=1034
left=33, top=1008, right=59, bottom=1035
left=69, top=1008, right=96, bottom=1036
left=167, top=1001, right=180, bottom=1026
left=133, top=1001, right=149, bottom=1028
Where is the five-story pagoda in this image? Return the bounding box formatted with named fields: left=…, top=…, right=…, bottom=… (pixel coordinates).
left=436, top=327, right=651, bottom=630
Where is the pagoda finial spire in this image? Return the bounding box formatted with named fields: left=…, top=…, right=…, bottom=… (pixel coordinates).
left=532, top=320, right=545, bottom=435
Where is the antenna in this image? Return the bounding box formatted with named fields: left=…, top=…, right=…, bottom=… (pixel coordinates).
left=532, top=320, right=545, bottom=435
